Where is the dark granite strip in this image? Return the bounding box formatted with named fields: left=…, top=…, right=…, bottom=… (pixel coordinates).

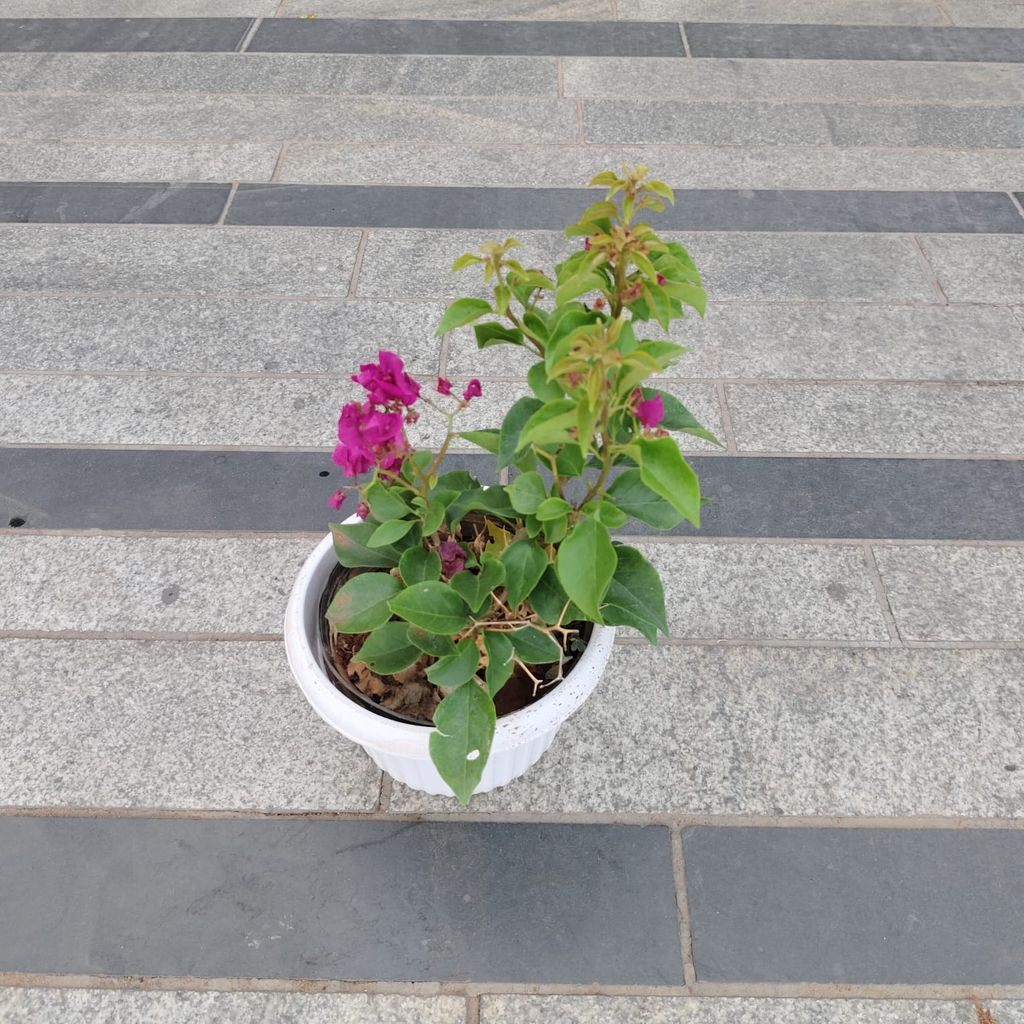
left=248, top=17, right=685, bottom=56
left=0, top=449, right=497, bottom=533
left=0, top=182, right=230, bottom=225
left=227, top=185, right=1024, bottom=233
left=3, top=449, right=1022, bottom=541
left=0, top=816, right=682, bottom=984
left=684, top=826, right=1024, bottom=984
left=685, top=22, right=1024, bottom=62
left=0, top=18, right=253, bottom=53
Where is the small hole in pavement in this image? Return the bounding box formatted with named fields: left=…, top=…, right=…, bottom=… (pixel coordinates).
left=1006, top=764, right=1018, bottom=772
left=8, top=517, right=25, bottom=528
left=318, top=470, right=330, bottom=477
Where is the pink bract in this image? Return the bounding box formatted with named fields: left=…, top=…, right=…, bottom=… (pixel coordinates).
left=462, top=379, right=482, bottom=402
left=351, top=350, right=420, bottom=408
left=439, top=540, right=466, bottom=578
left=634, top=394, right=664, bottom=429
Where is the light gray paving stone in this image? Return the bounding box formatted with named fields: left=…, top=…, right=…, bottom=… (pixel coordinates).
left=359, top=229, right=936, bottom=303
left=479, top=996, right=978, bottom=1023
left=0, top=52, right=558, bottom=96
left=0, top=226, right=360, bottom=296
left=2, top=0, right=276, bottom=11
left=585, top=100, right=1024, bottom=149
left=389, top=644, right=1024, bottom=815
left=0, top=142, right=278, bottom=183
left=564, top=56, right=1024, bottom=103
left=944, top=1, right=1024, bottom=27
left=0, top=989, right=463, bottom=1023
left=0, top=639, right=381, bottom=811
left=277, top=0, right=614, bottom=16
left=278, top=143, right=1024, bottom=192
left=726, top=382, right=1024, bottom=454
left=622, top=0, right=946, bottom=22
left=0, top=535, right=310, bottom=633
left=0, top=297, right=445, bottom=373
left=639, top=540, right=888, bottom=640
left=0, top=93, right=578, bottom=144
left=448, top=303, right=1024, bottom=381
left=873, top=544, right=1024, bottom=641
left=919, top=235, right=1024, bottom=304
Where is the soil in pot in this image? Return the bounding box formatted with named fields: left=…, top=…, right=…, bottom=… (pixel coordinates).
left=316, top=561, right=593, bottom=727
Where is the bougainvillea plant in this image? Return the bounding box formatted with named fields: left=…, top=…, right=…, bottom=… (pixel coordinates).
left=326, top=166, right=715, bottom=802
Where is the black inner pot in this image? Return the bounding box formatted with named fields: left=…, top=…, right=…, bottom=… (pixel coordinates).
left=315, top=561, right=592, bottom=727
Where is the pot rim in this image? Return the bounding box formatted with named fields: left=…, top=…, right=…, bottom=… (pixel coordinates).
left=284, top=528, right=616, bottom=755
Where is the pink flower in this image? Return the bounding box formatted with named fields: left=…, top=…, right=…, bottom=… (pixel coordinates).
left=355, top=501, right=370, bottom=520
left=327, top=490, right=346, bottom=511
left=439, top=540, right=466, bottom=578
left=334, top=401, right=407, bottom=478
left=436, top=377, right=453, bottom=396
left=656, top=273, right=666, bottom=286
left=332, top=442, right=374, bottom=478
left=462, top=379, right=482, bottom=402
left=351, top=350, right=420, bottom=408
left=634, top=394, right=664, bottom=430
left=583, top=237, right=592, bottom=251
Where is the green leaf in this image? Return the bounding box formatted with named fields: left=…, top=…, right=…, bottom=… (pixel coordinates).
left=517, top=399, right=578, bottom=451
left=498, top=397, right=542, bottom=470
left=529, top=565, right=582, bottom=625
left=426, top=636, right=481, bottom=689
left=326, top=572, right=402, bottom=633
left=507, top=471, right=548, bottom=515
left=434, top=470, right=479, bottom=491
left=555, top=518, right=616, bottom=622
left=555, top=445, right=585, bottom=476
left=606, top=469, right=683, bottom=529
left=399, top=546, right=441, bottom=585
left=388, top=581, right=471, bottom=635
left=508, top=626, right=561, bottom=665
left=600, top=545, right=668, bottom=644
left=555, top=272, right=605, bottom=306
left=542, top=514, right=568, bottom=544
left=421, top=498, right=448, bottom=536
left=644, top=389, right=722, bottom=446
left=365, top=480, right=411, bottom=523
left=368, top=518, right=415, bottom=547
left=634, top=436, right=701, bottom=527
left=458, top=428, right=500, bottom=455
left=450, top=556, right=506, bottom=614
left=474, top=322, right=524, bottom=349
left=353, top=621, right=421, bottom=675
left=527, top=361, right=563, bottom=402
left=435, top=297, right=492, bottom=336
left=452, top=252, right=484, bottom=272
left=535, top=496, right=571, bottom=522
left=594, top=500, right=629, bottom=529
left=482, top=631, right=514, bottom=697
left=407, top=624, right=456, bottom=658
left=500, top=538, right=549, bottom=609
left=429, top=683, right=496, bottom=805
left=330, top=521, right=401, bottom=568
left=447, top=486, right=516, bottom=525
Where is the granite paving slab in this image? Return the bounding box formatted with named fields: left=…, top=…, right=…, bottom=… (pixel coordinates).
left=944, top=1, right=1024, bottom=28
left=0, top=817, right=683, bottom=984
left=275, top=0, right=616, bottom=16
left=0, top=93, right=579, bottom=145
left=726, top=382, right=1024, bottom=455
left=619, top=0, right=948, bottom=23
left=0, top=17, right=253, bottom=53
left=685, top=22, right=1024, bottom=62
left=684, top=826, right=1024, bottom=983
left=248, top=16, right=685, bottom=56
left=388, top=645, right=1024, bottom=816
left=0, top=181, right=229, bottom=224
left=225, top=184, right=1024, bottom=233
left=0, top=225, right=360, bottom=296
left=872, top=544, right=1024, bottom=641
left=918, top=234, right=1024, bottom=304
left=0, top=991, right=466, bottom=1024
left=5, top=0, right=276, bottom=11
left=0, top=639, right=381, bottom=811
left=0, top=51, right=560, bottom=96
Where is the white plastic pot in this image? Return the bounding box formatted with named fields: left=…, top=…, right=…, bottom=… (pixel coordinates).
left=284, top=529, right=616, bottom=797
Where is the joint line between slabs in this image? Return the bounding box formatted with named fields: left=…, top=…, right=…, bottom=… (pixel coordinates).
left=670, top=827, right=698, bottom=989
left=236, top=17, right=263, bottom=54
left=269, top=143, right=288, bottom=183
left=1008, top=191, right=1024, bottom=223
left=678, top=22, right=693, bottom=59
left=214, top=182, right=239, bottom=226
left=714, top=381, right=737, bottom=453
left=911, top=233, right=950, bottom=303
left=862, top=542, right=904, bottom=643
left=346, top=230, right=369, bottom=299
left=465, top=994, right=480, bottom=1024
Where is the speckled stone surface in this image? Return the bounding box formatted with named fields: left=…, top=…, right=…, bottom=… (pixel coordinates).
left=726, top=382, right=1024, bottom=454
left=0, top=297, right=444, bottom=373
left=622, top=0, right=947, bottom=23
left=0, top=226, right=360, bottom=296
left=0, top=52, right=560, bottom=96
left=0, top=535, right=311, bottom=633
left=873, top=544, right=1024, bottom=641
left=480, top=997, right=980, bottom=1023
left=276, top=0, right=614, bottom=16
left=638, top=541, right=889, bottom=640
left=388, top=644, right=1024, bottom=816
left=0, top=639, right=381, bottom=810
left=919, top=235, right=1024, bottom=304
left=1, top=93, right=579, bottom=145
left=0, top=989, right=464, bottom=1023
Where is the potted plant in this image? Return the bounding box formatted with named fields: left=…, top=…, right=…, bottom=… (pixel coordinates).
left=284, top=166, right=713, bottom=803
